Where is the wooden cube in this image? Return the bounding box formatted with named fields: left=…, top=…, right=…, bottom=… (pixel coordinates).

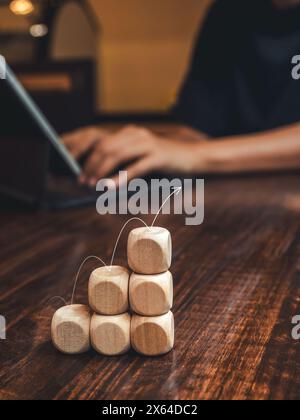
left=89, top=266, right=129, bottom=315
left=91, top=313, right=131, bottom=356
left=51, top=304, right=91, bottom=354
left=131, top=311, right=174, bottom=356
left=127, top=227, right=172, bottom=275
left=129, top=271, right=173, bottom=316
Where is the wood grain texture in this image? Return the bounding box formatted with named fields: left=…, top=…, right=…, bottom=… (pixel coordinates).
left=0, top=174, right=300, bottom=399
left=129, top=271, right=173, bottom=316
left=131, top=311, right=174, bottom=356
left=91, top=313, right=131, bottom=356
left=51, top=305, right=91, bottom=355
left=88, top=266, right=129, bottom=315
left=128, top=227, right=172, bottom=274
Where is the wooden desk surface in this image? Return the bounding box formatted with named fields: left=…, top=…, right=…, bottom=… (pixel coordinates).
left=0, top=174, right=300, bottom=400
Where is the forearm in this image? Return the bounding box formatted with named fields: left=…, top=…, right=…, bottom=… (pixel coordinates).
left=152, top=124, right=209, bottom=142
left=200, top=123, right=300, bottom=173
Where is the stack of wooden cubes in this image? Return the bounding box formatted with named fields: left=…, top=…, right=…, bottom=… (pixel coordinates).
left=89, top=265, right=131, bottom=356
left=128, top=227, right=174, bottom=356
left=51, top=227, right=174, bottom=357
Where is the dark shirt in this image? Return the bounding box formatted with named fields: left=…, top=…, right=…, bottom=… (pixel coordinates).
left=173, top=0, right=300, bottom=137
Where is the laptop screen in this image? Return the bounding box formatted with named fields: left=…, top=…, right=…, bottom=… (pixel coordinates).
left=0, top=64, right=81, bottom=204
left=1, top=75, right=44, bottom=135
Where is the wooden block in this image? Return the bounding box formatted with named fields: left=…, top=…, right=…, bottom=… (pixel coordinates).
left=127, top=227, right=172, bottom=275
left=51, top=304, right=91, bottom=354
left=91, top=313, right=131, bottom=356
left=129, top=271, right=173, bottom=316
left=131, top=311, right=174, bottom=356
left=89, top=266, right=129, bottom=315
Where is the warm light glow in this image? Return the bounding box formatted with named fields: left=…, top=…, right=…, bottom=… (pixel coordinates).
left=10, top=0, right=34, bottom=16
left=30, top=24, right=48, bottom=38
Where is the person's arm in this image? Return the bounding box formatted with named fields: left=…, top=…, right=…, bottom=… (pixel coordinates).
left=62, top=122, right=300, bottom=187
left=62, top=124, right=209, bottom=187
left=151, top=124, right=209, bottom=142
left=201, top=123, right=300, bottom=173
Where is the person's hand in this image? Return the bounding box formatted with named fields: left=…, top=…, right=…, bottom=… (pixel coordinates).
left=62, top=126, right=110, bottom=160
left=78, top=125, right=204, bottom=187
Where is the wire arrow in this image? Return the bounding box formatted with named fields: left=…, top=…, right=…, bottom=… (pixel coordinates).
left=65, top=187, right=183, bottom=303
left=151, top=187, right=182, bottom=227
left=109, top=217, right=151, bottom=269
left=71, top=255, right=107, bottom=304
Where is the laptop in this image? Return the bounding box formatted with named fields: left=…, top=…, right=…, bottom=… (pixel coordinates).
left=0, top=63, right=99, bottom=209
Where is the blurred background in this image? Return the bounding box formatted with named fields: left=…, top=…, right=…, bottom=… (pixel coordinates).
left=0, top=0, right=212, bottom=131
